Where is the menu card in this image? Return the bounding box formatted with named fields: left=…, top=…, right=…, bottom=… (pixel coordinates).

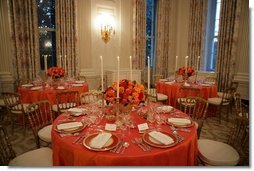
left=148, top=131, right=174, bottom=145
left=90, top=132, right=112, bottom=148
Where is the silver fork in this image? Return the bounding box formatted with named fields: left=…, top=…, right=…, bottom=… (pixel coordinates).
left=131, top=140, right=147, bottom=151
left=171, top=128, right=185, bottom=142
left=137, top=138, right=151, bottom=151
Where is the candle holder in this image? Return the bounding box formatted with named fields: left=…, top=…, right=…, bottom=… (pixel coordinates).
left=174, top=71, right=178, bottom=83
left=101, top=90, right=105, bottom=114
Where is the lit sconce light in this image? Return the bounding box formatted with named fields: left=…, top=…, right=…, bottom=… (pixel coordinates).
left=96, top=13, right=116, bottom=44
left=45, top=41, right=52, bottom=48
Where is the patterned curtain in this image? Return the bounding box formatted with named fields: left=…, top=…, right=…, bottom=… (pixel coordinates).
left=216, top=0, right=242, bottom=91
left=8, top=0, right=40, bottom=81
left=154, top=0, right=172, bottom=78
left=187, top=0, right=208, bottom=68
left=132, top=0, right=146, bottom=82
left=55, top=0, right=78, bottom=78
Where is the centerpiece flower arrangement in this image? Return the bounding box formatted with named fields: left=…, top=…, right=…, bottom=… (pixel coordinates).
left=47, top=67, right=65, bottom=79
left=104, top=79, right=145, bottom=106
left=178, top=66, right=195, bottom=79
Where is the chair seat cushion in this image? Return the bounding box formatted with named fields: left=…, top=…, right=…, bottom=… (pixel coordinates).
left=198, top=139, right=239, bottom=166
left=157, top=93, right=168, bottom=101
left=208, top=97, right=229, bottom=106
left=9, top=147, right=52, bottom=166
left=38, top=124, right=52, bottom=143
left=217, top=92, right=223, bottom=97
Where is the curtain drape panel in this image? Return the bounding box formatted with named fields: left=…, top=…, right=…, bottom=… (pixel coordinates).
left=8, top=0, right=40, bottom=81
left=56, top=0, right=78, bottom=78
left=187, top=0, right=207, bottom=69
left=132, top=0, right=146, bottom=82
left=215, top=0, right=242, bottom=91
left=155, top=0, right=172, bottom=78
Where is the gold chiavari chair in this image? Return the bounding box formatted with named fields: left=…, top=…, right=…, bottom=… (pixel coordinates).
left=27, top=100, right=53, bottom=148
left=0, top=125, right=52, bottom=166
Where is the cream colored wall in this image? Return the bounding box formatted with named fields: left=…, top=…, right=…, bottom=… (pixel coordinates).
left=0, top=0, right=15, bottom=93
left=77, top=0, right=133, bottom=89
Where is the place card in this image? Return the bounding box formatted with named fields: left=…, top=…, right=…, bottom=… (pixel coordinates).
left=105, top=123, right=117, bottom=131
left=90, top=132, right=112, bottom=149
left=137, top=123, right=149, bottom=133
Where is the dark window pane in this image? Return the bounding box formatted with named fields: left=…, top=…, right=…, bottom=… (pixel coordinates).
left=37, top=0, right=55, bottom=28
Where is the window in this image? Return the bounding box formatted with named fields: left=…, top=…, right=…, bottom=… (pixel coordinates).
left=145, top=0, right=156, bottom=67
left=204, top=0, right=221, bottom=71
left=37, top=0, right=56, bottom=70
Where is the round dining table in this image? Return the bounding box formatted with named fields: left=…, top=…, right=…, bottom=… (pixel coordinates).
left=157, top=81, right=218, bottom=107
left=18, top=82, right=89, bottom=104
left=51, top=104, right=198, bottom=166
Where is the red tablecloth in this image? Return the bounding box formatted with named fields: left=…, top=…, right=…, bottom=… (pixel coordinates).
left=157, top=82, right=218, bottom=107
left=52, top=106, right=198, bottom=166
left=18, top=83, right=89, bottom=104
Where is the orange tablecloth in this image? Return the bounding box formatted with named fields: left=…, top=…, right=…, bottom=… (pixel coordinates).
left=52, top=106, right=198, bottom=166
left=157, top=82, right=218, bottom=107
left=18, top=83, right=89, bottom=104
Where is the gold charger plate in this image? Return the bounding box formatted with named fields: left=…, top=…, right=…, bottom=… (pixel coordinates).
left=83, top=133, right=120, bottom=151
left=55, top=121, right=86, bottom=134
left=166, top=117, right=194, bottom=128
left=142, top=131, right=178, bottom=148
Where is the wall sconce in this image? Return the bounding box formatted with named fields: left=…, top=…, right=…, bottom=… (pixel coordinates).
left=96, top=13, right=116, bottom=44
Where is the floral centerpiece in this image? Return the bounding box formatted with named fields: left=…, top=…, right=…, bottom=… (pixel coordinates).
left=47, top=67, right=65, bottom=79
left=104, top=79, right=145, bottom=106
left=178, top=66, right=195, bottom=79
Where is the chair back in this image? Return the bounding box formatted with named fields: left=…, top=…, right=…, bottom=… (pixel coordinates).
left=178, top=86, right=200, bottom=98
left=80, top=91, right=103, bottom=105
left=230, top=81, right=239, bottom=91
left=234, top=92, right=242, bottom=115
left=228, top=116, right=249, bottom=165
left=2, top=92, right=25, bottom=113
left=26, top=100, right=53, bottom=133
left=221, top=87, right=236, bottom=106
left=56, top=91, right=80, bottom=114
left=0, top=125, right=16, bottom=165
left=181, top=96, right=208, bottom=119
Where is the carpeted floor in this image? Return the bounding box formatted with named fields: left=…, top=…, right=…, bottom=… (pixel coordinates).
left=0, top=106, right=249, bottom=166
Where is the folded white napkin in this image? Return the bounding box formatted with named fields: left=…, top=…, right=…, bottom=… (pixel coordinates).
left=75, top=80, right=85, bottom=84
left=90, top=132, right=112, bottom=148
left=57, top=121, right=83, bottom=130
left=72, top=84, right=83, bottom=87
left=157, top=105, right=173, bottom=113
left=159, top=79, right=168, bottom=82
left=165, top=80, right=175, bottom=85
left=168, top=118, right=191, bottom=125
left=30, top=86, right=43, bottom=90
left=67, top=108, right=84, bottom=113
left=56, top=86, right=65, bottom=90
left=148, top=131, right=174, bottom=145
left=183, top=82, right=190, bottom=87
left=22, top=84, right=33, bottom=87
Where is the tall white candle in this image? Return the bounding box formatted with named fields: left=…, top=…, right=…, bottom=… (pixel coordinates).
left=197, top=56, right=200, bottom=71
left=44, top=55, right=48, bottom=73
left=175, top=56, right=178, bottom=71
left=117, top=56, right=120, bottom=98
left=64, top=55, right=67, bottom=72
left=185, top=56, right=188, bottom=71
left=130, top=56, right=132, bottom=81
left=100, top=56, right=104, bottom=91
left=59, top=55, right=62, bottom=67
left=148, top=56, right=150, bottom=94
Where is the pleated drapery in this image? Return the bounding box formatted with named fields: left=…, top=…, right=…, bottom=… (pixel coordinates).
left=187, top=0, right=207, bottom=69
left=215, top=0, right=242, bottom=91
left=154, top=0, right=172, bottom=78
left=55, top=0, right=78, bottom=78
left=132, top=0, right=146, bottom=82
left=8, top=0, right=40, bottom=81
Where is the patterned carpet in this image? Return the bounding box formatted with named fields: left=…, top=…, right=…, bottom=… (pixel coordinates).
left=0, top=106, right=249, bottom=166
